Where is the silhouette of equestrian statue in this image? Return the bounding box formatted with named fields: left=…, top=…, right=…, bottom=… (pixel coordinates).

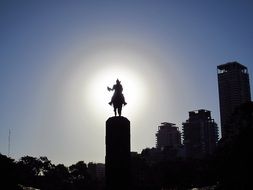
left=107, top=79, right=127, bottom=116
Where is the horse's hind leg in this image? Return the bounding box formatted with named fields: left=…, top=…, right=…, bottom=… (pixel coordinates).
left=118, top=107, right=122, bottom=117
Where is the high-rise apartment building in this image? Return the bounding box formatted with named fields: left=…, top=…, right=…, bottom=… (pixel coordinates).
left=217, top=62, right=251, bottom=138
left=183, top=110, right=218, bottom=158
left=156, top=122, right=182, bottom=150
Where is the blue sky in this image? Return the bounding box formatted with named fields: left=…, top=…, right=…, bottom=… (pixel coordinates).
left=0, top=0, right=253, bottom=165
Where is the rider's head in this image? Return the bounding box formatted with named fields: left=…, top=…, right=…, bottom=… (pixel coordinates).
left=116, top=79, right=120, bottom=84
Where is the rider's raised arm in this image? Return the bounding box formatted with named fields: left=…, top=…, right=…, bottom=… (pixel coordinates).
left=107, top=86, right=113, bottom=91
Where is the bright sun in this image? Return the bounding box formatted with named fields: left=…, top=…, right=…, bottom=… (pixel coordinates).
left=86, top=66, right=147, bottom=118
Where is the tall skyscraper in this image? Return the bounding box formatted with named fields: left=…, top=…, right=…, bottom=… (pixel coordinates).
left=156, top=122, right=182, bottom=150
left=183, top=109, right=218, bottom=158
left=217, top=62, right=251, bottom=138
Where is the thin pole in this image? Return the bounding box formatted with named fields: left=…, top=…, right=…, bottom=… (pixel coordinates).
left=8, top=129, right=11, bottom=157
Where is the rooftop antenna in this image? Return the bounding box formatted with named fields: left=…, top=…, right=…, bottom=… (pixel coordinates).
left=8, top=129, right=11, bottom=157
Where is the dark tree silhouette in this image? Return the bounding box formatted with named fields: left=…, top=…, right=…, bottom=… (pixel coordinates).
left=17, top=156, right=44, bottom=188
left=43, top=164, right=71, bottom=190
left=0, top=154, right=20, bottom=190
left=215, top=102, right=253, bottom=189
left=69, top=161, right=97, bottom=189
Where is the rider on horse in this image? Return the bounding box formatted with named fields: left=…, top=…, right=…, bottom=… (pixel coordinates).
left=107, top=79, right=127, bottom=106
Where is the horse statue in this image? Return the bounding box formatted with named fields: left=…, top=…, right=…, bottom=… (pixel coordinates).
left=107, top=79, right=127, bottom=116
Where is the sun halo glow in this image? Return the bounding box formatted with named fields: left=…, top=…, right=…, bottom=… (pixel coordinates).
left=86, top=67, right=147, bottom=119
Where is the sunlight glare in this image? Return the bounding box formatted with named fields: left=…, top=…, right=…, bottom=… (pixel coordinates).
left=86, top=67, right=147, bottom=119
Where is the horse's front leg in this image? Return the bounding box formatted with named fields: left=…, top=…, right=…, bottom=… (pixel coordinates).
left=114, top=107, right=117, bottom=116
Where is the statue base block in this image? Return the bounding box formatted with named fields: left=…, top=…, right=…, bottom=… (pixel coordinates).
left=106, top=116, right=131, bottom=190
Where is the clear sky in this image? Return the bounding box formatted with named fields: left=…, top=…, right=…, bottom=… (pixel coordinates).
left=0, top=0, right=253, bottom=165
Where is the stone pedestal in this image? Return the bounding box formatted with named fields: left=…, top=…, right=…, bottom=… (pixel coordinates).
left=106, top=116, right=130, bottom=190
